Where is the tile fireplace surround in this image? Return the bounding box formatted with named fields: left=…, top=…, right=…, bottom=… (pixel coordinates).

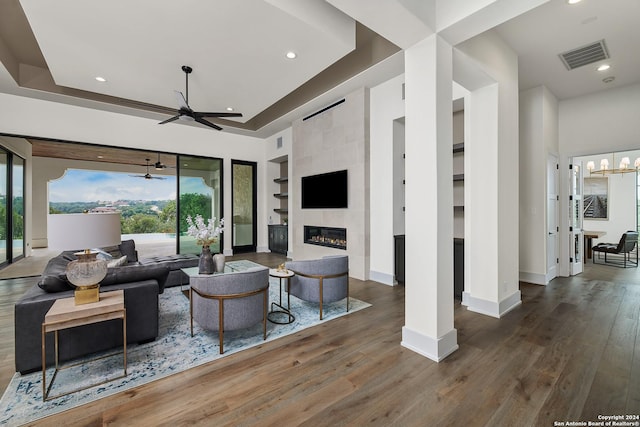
left=304, top=226, right=347, bottom=250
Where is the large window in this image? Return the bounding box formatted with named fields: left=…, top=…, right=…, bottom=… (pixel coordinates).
left=178, top=155, right=223, bottom=255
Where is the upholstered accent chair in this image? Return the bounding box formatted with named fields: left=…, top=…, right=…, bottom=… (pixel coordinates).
left=189, top=266, right=269, bottom=354
left=592, top=231, right=639, bottom=268
left=285, top=255, right=349, bottom=320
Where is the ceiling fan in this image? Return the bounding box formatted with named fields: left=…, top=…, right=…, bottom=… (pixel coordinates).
left=153, top=152, right=174, bottom=170
left=158, top=65, right=242, bottom=131
left=131, top=159, right=167, bottom=180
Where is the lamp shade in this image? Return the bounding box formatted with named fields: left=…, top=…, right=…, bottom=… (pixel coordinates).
left=48, top=212, right=121, bottom=250
left=586, top=161, right=595, bottom=171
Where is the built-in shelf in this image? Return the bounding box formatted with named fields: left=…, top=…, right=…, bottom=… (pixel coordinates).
left=273, top=177, right=288, bottom=183
left=453, top=174, right=464, bottom=182
left=453, top=143, right=464, bottom=153
left=273, top=193, right=288, bottom=199
left=274, top=208, right=288, bottom=214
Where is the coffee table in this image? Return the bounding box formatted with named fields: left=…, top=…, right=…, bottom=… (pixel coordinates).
left=268, top=268, right=295, bottom=324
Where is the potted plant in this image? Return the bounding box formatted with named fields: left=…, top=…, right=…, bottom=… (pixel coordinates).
left=186, top=214, right=224, bottom=274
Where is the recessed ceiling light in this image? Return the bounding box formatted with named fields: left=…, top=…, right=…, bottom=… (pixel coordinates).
left=97, top=155, right=104, bottom=159
left=226, top=107, right=234, bottom=111
left=597, top=64, right=610, bottom=71
left=603, top=76, right=615, bottom=83
left=95, top=76, right=107, bottom=82
left=567, top=0, right=582, bottom=4
left=286, top=51, right=297, bottom=59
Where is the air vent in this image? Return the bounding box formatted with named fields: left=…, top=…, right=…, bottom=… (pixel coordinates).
left=276, top=136, right=283, bottom=149
left=559, top=39, right=609, bottom=70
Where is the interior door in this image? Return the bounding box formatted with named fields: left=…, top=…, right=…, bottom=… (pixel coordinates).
left=547, top=154, right=559, bottom=281
left=570, top=162, right=584, bottom=275
left=231, top=160, right=257, bottom=253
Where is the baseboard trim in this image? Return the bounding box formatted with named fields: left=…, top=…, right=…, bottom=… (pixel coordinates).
left=401, top=327, right=458, bottom=362
left=465, top=290, right=522, bottom=318
left=369, top=270, right=395, bottom=286
left=256, top=246, right=269, bottom=253
left=519, top=271, right=548, bottom=285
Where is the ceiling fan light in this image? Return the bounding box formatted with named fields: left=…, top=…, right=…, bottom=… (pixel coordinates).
left=179, top=115, right=195, bottom=122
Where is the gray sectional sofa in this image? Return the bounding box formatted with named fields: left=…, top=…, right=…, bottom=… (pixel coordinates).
left=14, top=240, right=199, bottom=374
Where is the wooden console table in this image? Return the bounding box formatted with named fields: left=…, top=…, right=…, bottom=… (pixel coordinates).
left=584, top=231, right=606, bottom=262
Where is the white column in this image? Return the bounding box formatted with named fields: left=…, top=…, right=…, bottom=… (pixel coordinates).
left=402, top=34, right=458, bottom=362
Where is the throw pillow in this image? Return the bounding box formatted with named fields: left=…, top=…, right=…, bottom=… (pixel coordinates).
left=107, top=255, right=128, bottom=268
left=93, top=248, right=113, bottom=261
left=37, top=255, right=74, bottom=293
left=101, top=244, right=123, bottom=259
left=119, top=239, right=138, bottom=263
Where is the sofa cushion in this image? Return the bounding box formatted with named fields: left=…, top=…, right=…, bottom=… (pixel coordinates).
left=138, top=253, right=199, bottom=270
left=37, top=255, right=74, bottom=293
left=101, top=244, right=123, bottom=259
left=101, top=263, right=170, bottom=293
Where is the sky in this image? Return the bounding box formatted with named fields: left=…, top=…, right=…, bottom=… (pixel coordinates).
left=49, top=169, right=178, bottom=203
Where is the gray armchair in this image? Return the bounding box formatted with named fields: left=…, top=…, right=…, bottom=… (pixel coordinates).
left=285, top=255, right=349, bottom=320
left=189, top=266, right=269, bottom=354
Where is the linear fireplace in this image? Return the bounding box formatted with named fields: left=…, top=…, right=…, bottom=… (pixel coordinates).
left=304, top=226, right=347, bottom=250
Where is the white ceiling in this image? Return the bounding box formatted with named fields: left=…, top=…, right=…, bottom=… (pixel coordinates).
left=2, top=0, right=639, bottom=137
left=495, top=0, right=640, bottom=100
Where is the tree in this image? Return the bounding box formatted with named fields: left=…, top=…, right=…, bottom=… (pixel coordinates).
left=122, top=214, right=162, bottom=234
left=158, top=199, right=177, bottom=232
left=178, top=193, right=213, bottom=233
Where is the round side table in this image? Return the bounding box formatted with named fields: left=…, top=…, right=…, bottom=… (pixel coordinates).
left=268, top=268, right=295, bottom=324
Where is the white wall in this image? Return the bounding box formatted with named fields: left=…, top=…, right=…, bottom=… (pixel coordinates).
left=558, top=83, right=640, bottom=275
left=519, top=85, right=558, bottom=284
left=291, top=88, right=370, bottom=280
left=456, top=29, right=521, bottom=316
left=0, top=92, right=269, bottom=254
left=370, top=74, right=405, bottom=285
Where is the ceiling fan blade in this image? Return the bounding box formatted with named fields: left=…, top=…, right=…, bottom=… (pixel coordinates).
left=195, top=117, right=222, bottom=131
left=175, top=90, right=190, bottom=110
left=158, top=115, right=180, bottom=125
left=195, top=112, right=243, bottom=118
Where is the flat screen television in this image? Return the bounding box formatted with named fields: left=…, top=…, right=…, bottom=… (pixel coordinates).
left=301, top=170, right=348, bottom=209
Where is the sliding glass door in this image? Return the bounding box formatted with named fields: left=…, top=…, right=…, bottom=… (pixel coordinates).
left=0, top=151, right=7, bottom=266
left=177, top=155, right=223, bottom=254
left=0, top=147, right=25, bottom=267
left=12, top=156, right=24, bottom=261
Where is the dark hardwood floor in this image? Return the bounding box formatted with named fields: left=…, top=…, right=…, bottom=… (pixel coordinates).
left=1, top=253, right=639, bottom=426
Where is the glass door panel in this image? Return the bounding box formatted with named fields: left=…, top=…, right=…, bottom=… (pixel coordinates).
left=0, top=151, right=7, bottom=265
left=177, top=156, right=223, bottom=254
left=12, top=156, right=24, bottom=260
left=231, top=160, right=256, bottom=253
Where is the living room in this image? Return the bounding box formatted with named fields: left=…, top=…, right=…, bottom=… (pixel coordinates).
left=1, top=0, right=639, bottom=424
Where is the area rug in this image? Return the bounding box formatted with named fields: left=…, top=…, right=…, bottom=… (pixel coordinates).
left=0, top=264, right=370, bottom=425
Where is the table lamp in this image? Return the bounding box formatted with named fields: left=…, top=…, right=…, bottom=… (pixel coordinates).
left=48, top=212, right=122, bottom=305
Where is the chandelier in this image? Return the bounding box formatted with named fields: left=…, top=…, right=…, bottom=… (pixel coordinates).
left=586, top=153, right=640, bottom=176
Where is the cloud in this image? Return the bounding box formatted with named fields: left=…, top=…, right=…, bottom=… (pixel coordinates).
left=50, top=170, right=177, bottom=202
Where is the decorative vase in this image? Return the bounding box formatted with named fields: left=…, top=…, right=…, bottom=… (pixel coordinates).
left=198, top=245, right=214, bottom=274
left=213, top=253, right=226, bottom=272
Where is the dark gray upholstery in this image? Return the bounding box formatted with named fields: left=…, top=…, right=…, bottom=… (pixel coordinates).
left=138, top=253, right=199, bottom=288
left=593, top=231, right=639, bottom=267
left=285, top=255, right=349, bottom=319
left=15, top=279, right=161, bottom=374
left=15, top=239, right=200, bottom=373
left=190, top=266, right=269, bottom=353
